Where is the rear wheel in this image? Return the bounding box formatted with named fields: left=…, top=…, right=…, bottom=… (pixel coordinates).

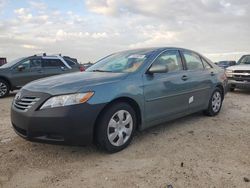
left=95, top=102, right=136, bottom=153
left=0, top=79, right=10, bottom=98
left=204, top=88, right=223, bottom=116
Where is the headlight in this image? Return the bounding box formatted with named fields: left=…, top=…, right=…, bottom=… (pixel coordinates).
left=40, top=92, right=94, bottom=110
left=225, top=70, right=233, bottom=77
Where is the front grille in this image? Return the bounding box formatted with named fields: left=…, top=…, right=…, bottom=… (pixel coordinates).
left=232, top=70, right=250, bottom=81
left=14, top=96, right=40, bottom=112
left=234, top=70, right=250, bottom=73
left=234, top=75, right=250, bottom=79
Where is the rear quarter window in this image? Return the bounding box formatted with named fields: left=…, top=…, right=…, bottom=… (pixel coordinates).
left=201, top=57, right=213, bottom=69
left=182, top=51, right=204, bottom=70
left=64, top=59, right=77, bottom=66
left=42, top=59, right=64, bottom=67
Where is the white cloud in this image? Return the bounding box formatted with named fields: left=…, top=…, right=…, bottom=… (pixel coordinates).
left=0, top=0, right=250, bottom=63
left=129, top=26, right=180, bottom=48
left=21, top=44, right=41, bottom=50
left=0, top=0, right=7, bottom=12
left=91, top=32, right=108, bottom=39
left=86, top=0, right=121, bottom=16
left=14, top=8, right=33, bottom=22
left=28, top=1, right=47, bottom=10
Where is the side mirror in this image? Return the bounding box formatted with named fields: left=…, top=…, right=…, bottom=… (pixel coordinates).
left=61, top=66, right=66, bottom=71
left=147, top=64, right=169, bottom=74
left=17, top=65, right=25, bottom=71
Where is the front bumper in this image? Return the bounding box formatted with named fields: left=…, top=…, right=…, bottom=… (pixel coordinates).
left=11, top=89, right=105, bottom=145
left=228, top=79, right=250, bottom=89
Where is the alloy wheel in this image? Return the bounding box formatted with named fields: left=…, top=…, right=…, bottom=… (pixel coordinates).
left=0, top=82, right=7, bottom=97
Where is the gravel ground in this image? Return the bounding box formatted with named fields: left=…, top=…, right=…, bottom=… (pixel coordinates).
left=0, top=91, right=250, bottom=188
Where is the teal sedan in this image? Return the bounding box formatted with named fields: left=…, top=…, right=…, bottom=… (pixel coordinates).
left=11, top=47, right=228, bottom=153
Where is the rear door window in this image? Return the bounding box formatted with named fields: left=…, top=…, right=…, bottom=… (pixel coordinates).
left=30, top=59, right=42, bottom=68
left=64, top=59, right=76, bottom=66
left=182, top=51, right=204, bottom=70
left=42, top=59, right=65, bottom=68
left=201, top=57, right=213, bottom=69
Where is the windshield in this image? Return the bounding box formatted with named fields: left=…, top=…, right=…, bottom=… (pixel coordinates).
left=238, top=55, right=250, bottom=65
left=87, top=50, right=153, bottom=73
left=0, top=57, right=25, bottom=68
left=218, top=61, right=229, bottom=65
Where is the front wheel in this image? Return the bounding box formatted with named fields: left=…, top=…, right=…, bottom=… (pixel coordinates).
left=95, top=102, right=136, bottom=153
left=204, top=88, right=223, bottom=116
left=0, top=79, right=10, bottom=98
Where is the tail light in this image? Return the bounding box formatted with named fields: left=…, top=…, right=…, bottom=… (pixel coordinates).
left=79, top=65, right=85, bottom=72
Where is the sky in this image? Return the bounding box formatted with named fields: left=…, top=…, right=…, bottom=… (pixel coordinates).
left=0, top=0, right=250, bottom=63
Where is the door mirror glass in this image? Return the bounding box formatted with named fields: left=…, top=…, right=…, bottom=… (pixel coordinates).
left=148, top=64, right=169, bottom=74
left=17, top=65, right=25, bottom=71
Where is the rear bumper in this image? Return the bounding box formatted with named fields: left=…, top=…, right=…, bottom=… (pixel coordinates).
left=11, top=90, right=105, bottom=145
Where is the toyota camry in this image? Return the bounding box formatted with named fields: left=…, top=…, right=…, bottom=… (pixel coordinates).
left=11, top=47, right=228, bottom=153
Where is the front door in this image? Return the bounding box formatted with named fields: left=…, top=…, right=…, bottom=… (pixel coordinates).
left=11, top=58, right=43, bottom=87
left=143, top=50, right=189, bottom=127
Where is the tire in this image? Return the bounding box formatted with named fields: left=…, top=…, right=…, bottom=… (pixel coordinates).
left=229, top=87, right=235, bottom=92
left=204, top=88, right=223, bottom=116
left=95, top=102, right=137, bottom=153
left=0, top=79, right=10, bottom=98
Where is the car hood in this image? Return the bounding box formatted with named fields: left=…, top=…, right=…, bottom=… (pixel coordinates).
left=0, top=67, right=8, bottom=72
left=218, top=65, right=228, bottom=68
left=227, top=64, right=250, bottom=71
left=23, top=71, right=128, bottom=95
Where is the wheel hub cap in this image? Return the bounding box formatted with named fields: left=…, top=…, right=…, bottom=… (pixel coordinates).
left=107, top=110, right=133, bottom=147
left=212, top=91, right=221, bottom=113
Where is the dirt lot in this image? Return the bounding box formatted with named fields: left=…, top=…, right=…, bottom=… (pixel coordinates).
left=0, top=91, right=250, bottom=188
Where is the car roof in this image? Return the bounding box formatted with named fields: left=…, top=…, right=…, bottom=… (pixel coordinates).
left=115, top=47, right=196, bottom=55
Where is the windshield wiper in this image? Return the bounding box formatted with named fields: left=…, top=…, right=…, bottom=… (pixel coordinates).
left=91, top=69, right=114, bottom=72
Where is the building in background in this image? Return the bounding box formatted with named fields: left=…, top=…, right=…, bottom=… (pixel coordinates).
left=0, top=58, right=7, bottom=66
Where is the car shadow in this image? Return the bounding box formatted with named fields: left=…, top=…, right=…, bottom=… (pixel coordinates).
left=4, top=91, right=18, bottom=98
left=15, top=111, right=203, bottom=158
left=134, top=112, right=202, bottom=140
left=231, top=89, right=250, bottom=95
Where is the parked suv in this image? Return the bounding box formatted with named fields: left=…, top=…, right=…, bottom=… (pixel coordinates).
left=0, top=54, right=82, bottom=98
left=226, top=55, right=250, bottom=91
left=0, top=57, right=7, bottom=66
left=11, top=47, right=228, bottom=153
left=217, top=61, right=236, bottom=69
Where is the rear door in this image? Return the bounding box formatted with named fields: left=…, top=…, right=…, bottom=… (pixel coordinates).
left=42, top=58, right=71, bottom=78
left=180, top=50, right=213, bottom=112
left=11, top=58, right=43, bottom=87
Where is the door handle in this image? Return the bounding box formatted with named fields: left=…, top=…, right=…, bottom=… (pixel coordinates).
left=181, top=75, right=189, bottom=81
left=37, top=70, right=43, bottom=73
left=210, top=71, right=215, bottom=76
